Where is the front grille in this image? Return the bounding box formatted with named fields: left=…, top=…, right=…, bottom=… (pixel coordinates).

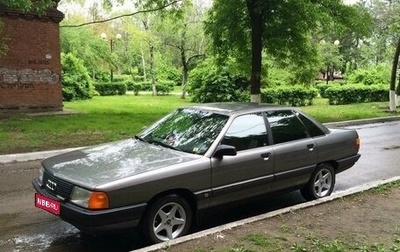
left=43, top=170, right=74, bottom=199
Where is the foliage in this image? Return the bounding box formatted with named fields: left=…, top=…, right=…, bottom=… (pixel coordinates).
left=1, top=0, right=54, bottom=12
left=316, top=82, right=342, bottom=99
left=346, top=65, right=390, bottom=86
left=204, top=0, right=366, bottom=98
left=61, top=52, right=95, bottom=101
left=261, top=86, right=318, bottom=106
left=187, top=59, right=250, bottom=103
left=325, top=84, right=389, bottom=105
left=134, top=81, right=175, bottom=95
left=156, top=62, right=181, bottom=86
left=60, top=18, right=111, bottom=80
left=94, top=82, right=127, bottom=96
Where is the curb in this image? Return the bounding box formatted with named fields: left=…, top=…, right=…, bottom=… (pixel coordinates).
left=0, top=147, right=84, bottom=164
left=131, top=175, right=400, bottom=252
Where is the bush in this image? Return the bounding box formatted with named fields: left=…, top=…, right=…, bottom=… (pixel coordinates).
left=126, top=82, right=142, bottom=95
left=325, top=84, right=389, bottom=105
left=61, top=53, right=95, bottom=101
left=346, top=65, right=390, bottom=86
left=187, top=61, right=250, bottom=103
left=261, top=86, right=318, bottom=106
left=315, top=82, right=342, bottom=98
left=94, top=82, right=127, bottom=96
left=134, top=81, right=174, bottom=95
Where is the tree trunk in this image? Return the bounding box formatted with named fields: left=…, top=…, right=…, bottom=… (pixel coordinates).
left=141, top=49, right=147, bottom=82
left=149, top=44, right=157, bottom=96
left=180, top=27, right=188, bottom=99
left=389, top=36, right=400, bottom=111
left=246, top=0, right=263, bottom=103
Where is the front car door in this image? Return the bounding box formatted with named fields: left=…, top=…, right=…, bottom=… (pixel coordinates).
left=209, top=113, right=274, bottom=207
left=266, top=110, right=318, bottom=192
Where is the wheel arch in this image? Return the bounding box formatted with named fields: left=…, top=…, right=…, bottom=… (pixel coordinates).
left=145, top=188, right=198, bottom=220
left=317, top=160, right=338, bottom=171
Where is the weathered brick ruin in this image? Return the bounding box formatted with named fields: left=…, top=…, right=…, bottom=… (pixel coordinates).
left=0, top=2, right=64, bottom=113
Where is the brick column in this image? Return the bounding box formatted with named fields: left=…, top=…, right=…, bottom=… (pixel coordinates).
left=0, top=2, right=64, bottom=114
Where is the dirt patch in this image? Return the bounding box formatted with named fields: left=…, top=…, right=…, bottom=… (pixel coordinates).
left=159, top=186, right=400, bottom=252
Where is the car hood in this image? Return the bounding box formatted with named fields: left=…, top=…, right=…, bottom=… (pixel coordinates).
left=42, top=138, right=200, bottom=189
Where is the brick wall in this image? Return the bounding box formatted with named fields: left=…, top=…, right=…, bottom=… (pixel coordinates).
left=0, top=4, right=64, bottom=113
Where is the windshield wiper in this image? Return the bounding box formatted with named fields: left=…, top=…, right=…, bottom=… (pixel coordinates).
left=151, top=140, right=181, bottom=152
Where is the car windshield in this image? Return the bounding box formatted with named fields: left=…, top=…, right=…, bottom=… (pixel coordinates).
left=139, top=108, right=229, bottom=155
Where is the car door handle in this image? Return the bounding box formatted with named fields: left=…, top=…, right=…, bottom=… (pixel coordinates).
left=261, top=152, right=271, bottom=161
left=307, top=144, right=314, bottom=151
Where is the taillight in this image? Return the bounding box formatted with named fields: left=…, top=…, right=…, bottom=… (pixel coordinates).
left=356, top=137, right=360, bottom=151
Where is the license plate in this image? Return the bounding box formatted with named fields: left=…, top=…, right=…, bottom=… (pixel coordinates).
left=35, top=193, right=60, bottom=215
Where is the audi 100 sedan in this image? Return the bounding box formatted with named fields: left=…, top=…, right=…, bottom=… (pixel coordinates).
left=33, top=103, right=360, bottom=244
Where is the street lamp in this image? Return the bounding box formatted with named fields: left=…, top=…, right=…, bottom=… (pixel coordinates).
left=101, top=32, right=122, bottom=82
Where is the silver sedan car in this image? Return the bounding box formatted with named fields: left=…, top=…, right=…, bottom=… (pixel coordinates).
left=33, top=103, right=360, bottom=244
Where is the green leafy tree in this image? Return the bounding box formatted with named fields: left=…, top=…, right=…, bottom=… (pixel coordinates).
left=61, top=18, right=111, bottom=81
left=205, top=0, right=367, bottom=102
left=155, top=0, right=207, bottom=98
left=61, top=52, right=95, bottom=101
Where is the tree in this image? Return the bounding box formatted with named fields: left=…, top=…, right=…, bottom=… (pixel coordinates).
left=205, top=0, right=367, bottom=102
left=155, top=0, right=207, bottom=98
left=390, top=37, right=400, bottom=111
left=365, top=0, right=400, bottom=110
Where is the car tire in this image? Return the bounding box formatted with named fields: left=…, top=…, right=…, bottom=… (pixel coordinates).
left=142, top=194, right=193, bottom=244
left=301, top=163, right=335, bottom=201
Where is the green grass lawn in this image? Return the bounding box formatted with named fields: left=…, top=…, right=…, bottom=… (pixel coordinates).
left=0, top=94, right=398, bottom=155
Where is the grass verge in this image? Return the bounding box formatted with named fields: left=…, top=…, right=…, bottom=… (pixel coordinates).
left=0, top=95, right=398, bottom=155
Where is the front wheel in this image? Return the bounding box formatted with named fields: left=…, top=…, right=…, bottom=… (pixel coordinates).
left=301, top=163, right=335, bottom=201
left=142, top=194, right=192, bottom=244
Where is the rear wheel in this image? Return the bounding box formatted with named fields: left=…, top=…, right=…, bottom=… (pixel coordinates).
left=301, top=163, right=335, bottom=201
left=142, top=194, right=192, bottom=244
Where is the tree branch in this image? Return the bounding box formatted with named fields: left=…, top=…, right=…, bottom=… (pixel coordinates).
left=60, top=0, right=182, bottom=28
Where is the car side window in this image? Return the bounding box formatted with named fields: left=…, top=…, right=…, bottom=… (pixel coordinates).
left=222, top=113, right=268, bottom=151
left=266, top=110, right=308, bottom=144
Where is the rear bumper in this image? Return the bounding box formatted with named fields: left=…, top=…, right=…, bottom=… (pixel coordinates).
left=32, top=178, right=147, bottom=235
left=336, top=154, right=361, bottom=174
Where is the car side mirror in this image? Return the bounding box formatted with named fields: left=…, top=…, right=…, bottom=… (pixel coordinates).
left=213, top=144, right=237, bottom=158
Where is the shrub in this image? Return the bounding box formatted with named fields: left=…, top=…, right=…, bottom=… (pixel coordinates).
left=187, top=62, right=250, bottom=103
left=325, top=84, right=389, bottom=105
left=61, top=53, right=95, bottom=101
left=346, top=65, right=390, bottom=86
left=261, top=86, right=318, bottom=106
left=94, top=82, right=127, bottom=96
left=316, top=82, right=341, bottom=98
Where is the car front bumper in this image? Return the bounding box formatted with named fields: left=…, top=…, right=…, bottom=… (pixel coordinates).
left=32, top=178, right=147, bottom=235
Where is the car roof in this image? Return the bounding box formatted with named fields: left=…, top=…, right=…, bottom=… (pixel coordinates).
left=186, top=102, right=294, bottom=116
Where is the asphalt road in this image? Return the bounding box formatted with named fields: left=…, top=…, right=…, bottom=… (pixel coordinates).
left=0, top=120, right=399, bottom=252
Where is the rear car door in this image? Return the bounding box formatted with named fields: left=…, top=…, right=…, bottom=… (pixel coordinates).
left=209, top=113, right=274, bottom=207
left=266, top=110, right=318, bottom=192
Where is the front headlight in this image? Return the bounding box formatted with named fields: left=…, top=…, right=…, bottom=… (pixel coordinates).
left=70, top=186, right=109, bottom=210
